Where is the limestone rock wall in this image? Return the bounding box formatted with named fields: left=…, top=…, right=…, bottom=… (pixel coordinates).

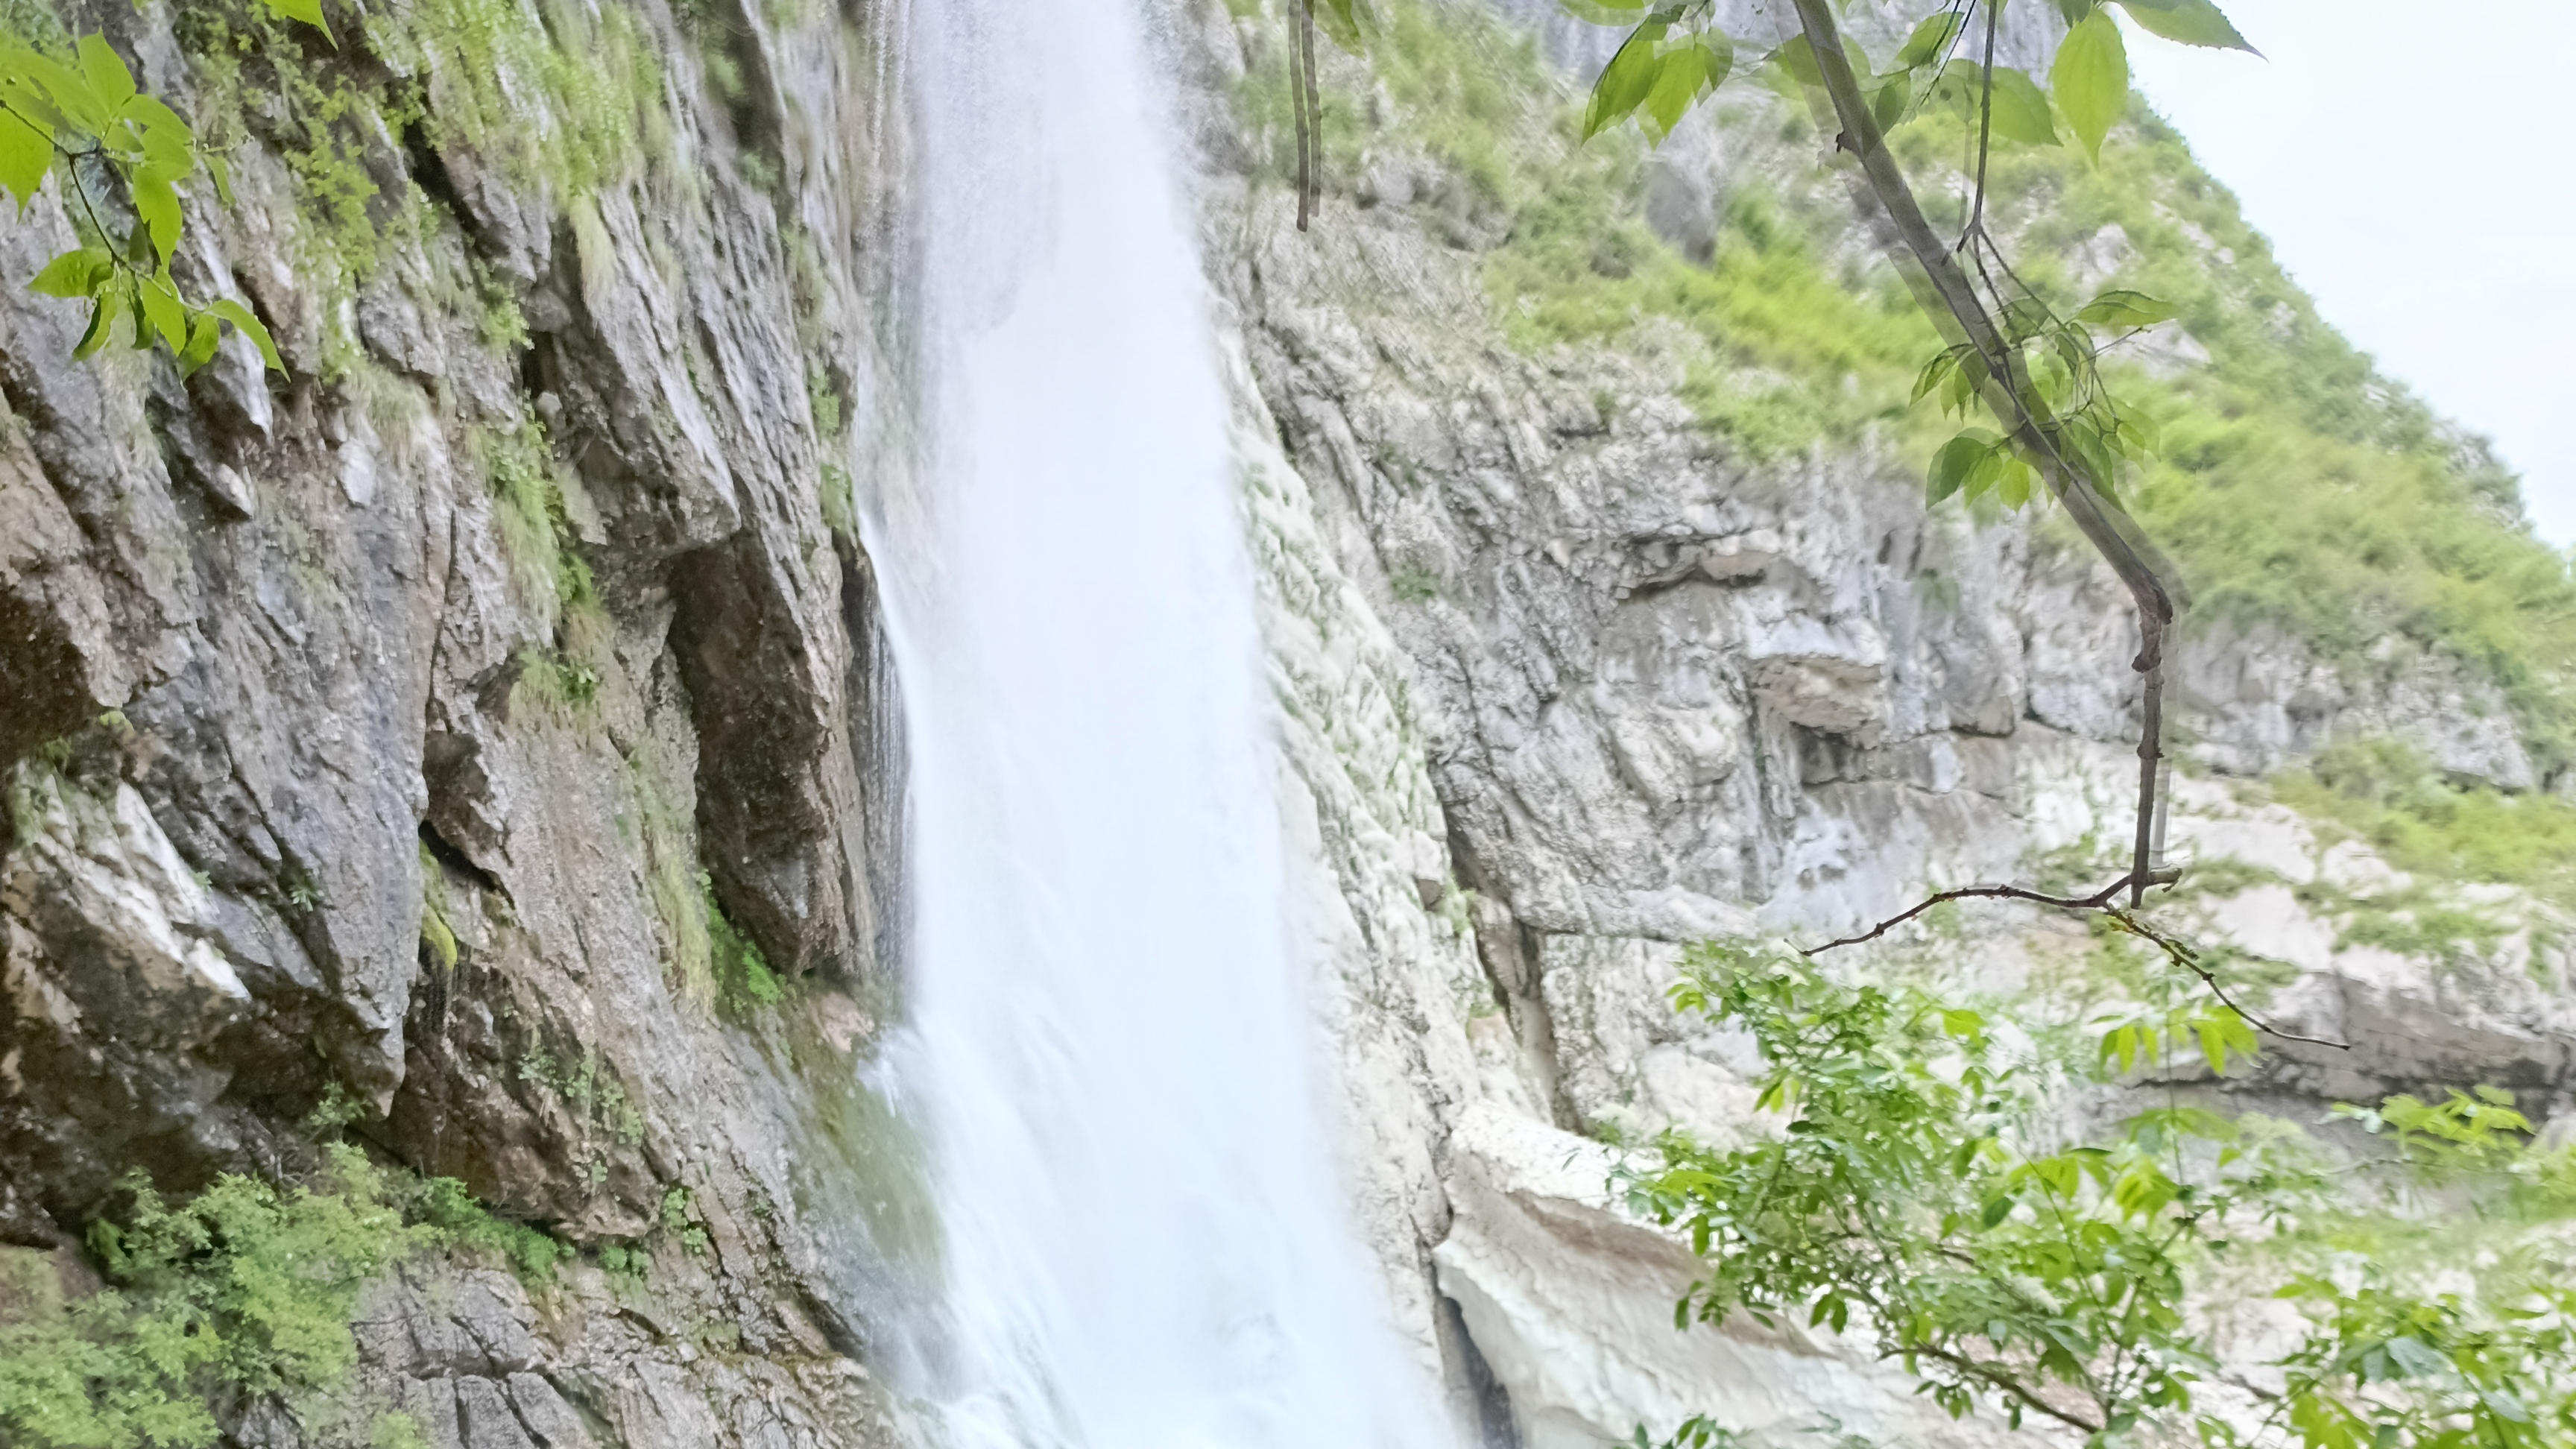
left=1177, top=1, right=2576, bottom=1442
left=2, top=0, right=2568, bottom=1445
left=0, top=0, right=920, bottom=1440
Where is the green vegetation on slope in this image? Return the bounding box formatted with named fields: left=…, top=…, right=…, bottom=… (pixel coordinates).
left=0, top=1146, right=565, bottom=1449
left=2276, top=739, right=2576, bottom=912
left=1241, top=0, right=2575, bottom=776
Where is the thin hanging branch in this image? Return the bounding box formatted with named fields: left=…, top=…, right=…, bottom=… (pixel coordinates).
left=1964, top=0, right=1999, bottom=244
left=1785, top=0, right=2177, bottom=909
left=1292, top=0, right=1322, bottom=230
left=2100, top=904, right=2349, bottom=1052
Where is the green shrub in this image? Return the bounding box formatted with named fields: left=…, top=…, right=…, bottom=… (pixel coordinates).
left=0, top=1146, right=420, bottom=1449
left=0, top=1146, right=575, bottom=1449
left=1627, top=942, right=2576, bottom=1449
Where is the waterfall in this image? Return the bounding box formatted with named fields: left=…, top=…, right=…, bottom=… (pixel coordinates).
left=856, top=1, right=1445, bottom=1444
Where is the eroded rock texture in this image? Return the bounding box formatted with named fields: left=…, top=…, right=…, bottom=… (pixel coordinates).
left=4, top=0, right=2569, bottom=1445
left=0, top=0, right=912, bottom=1439
left=1175, top=1, right=2576, bottom=1442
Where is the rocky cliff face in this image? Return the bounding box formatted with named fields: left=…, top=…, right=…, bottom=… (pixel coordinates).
left=1, top=0, right=2569, bottom=1446
left=1, top=0, right=920, bottom=1440
left=1177, top=1, right=2575, bottom=1442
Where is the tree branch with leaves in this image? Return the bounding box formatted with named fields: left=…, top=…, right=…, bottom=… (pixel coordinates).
left=1568, top=0, right=2255, bottom=909
left=1622, top=944, right=2576, bottom=1449
left=0, top=0, right=329, bottom=375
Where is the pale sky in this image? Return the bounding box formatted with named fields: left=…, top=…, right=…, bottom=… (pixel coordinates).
left=2123, top=0, right=2576, bottom=549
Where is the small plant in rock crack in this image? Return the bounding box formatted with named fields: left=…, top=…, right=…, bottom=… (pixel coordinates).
left=1621, top=941, right=2576, bottom=1449
left=280, top=868, right=326, bottom=915
left=702, top=873, right=785, bottom=1011
left=595, top=1242, right=648, bottom=1281
left=659, top=1184, right=709, bottom=1256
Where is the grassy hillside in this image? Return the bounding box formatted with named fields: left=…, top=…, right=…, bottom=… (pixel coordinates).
left=1241, top=0, right=2576, bottom=782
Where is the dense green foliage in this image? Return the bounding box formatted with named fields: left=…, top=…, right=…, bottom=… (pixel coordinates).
left=1625, top=944, right=2576, bottom=1449
left=0, top=1146, right=562, bottom=1449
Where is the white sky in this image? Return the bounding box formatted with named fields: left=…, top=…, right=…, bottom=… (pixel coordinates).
left=2122, top=0, right=2576, bottom=550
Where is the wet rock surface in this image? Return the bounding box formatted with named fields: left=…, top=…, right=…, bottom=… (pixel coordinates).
left=0, top=0, right=909, bottom=1439
left=3, top=0, right=2568, bottom=1445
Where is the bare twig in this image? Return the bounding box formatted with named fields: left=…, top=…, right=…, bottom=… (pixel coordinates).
left=1799, top=871, right=2165, bottom=954
left=1802, top=872, right=2350, bottom=1052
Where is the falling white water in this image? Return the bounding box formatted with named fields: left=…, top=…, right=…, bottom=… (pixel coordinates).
left=858, top=1, right=1446, bottom=1445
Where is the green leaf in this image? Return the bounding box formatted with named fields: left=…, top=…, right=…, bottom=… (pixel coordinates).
left=2033, top=1155, right=2082, bottom=1197
left=27, top=246, right=109, bottom=297
left=0, top=105, right=51, bottom=205
left=124, top=269, right=150, bottom=350
left=1869, top=71, right=1911, bottom=133
left=12, top=52, right=107, bottom=134
left=209, top=297, right=283, bottom=371
left=2112, top=0, right=2254, bottom=51
left=2075, top=288, right=2178, bottom=327
left=260, top=0, right=335, bottom=40
left=72, top=291, right=113, bottom=359
left=1927, top=428, right=1999, bottom=506
left=75, top=35, right=136, bottom=117
left=1986, top=68, right=2058, bottom=147
left=2382, top=1336, right=2449, bottom=1380
left=1584, top=21, right=1669, bottom=139
left=119, top=90, right=189, bottom=135
left=130, top=171, right=180, bottom=265
left=179, top=309, right=221, bottom=376
left=2481, top=1389, right=2533, bottom=1424
left=1995, top=456, right=2036, bottom=508
left=1931, top=63, right=2056, bottom=146
left=2194, top=1017, right=2229, bottom=1074
left=1895, top=11, right=1966, bottom=71
left=2051, top=10, right=2128, bottom=163
left=1775, top=33, right=1872, bottom=94
left=2112, top=406, right=2160, bottom=458
left=1313, top=0, right=1364, bottom=51
left=1640, top=34, right=1731, bottom=139
left=138, top=272, right=185, bottom=351
left=2062, top=417, right=2118, bottom=499
left=1771, top=33, right=1822, bottom=89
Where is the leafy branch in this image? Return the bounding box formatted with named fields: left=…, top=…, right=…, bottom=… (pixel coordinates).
left=1624, top=944, right=2576, bottom=1449
left=1801, top=871, right=2349, bottom=1052
left=0, top=8, right=325, bottom=373
left=1548, top=0, right=2254, bottom=912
